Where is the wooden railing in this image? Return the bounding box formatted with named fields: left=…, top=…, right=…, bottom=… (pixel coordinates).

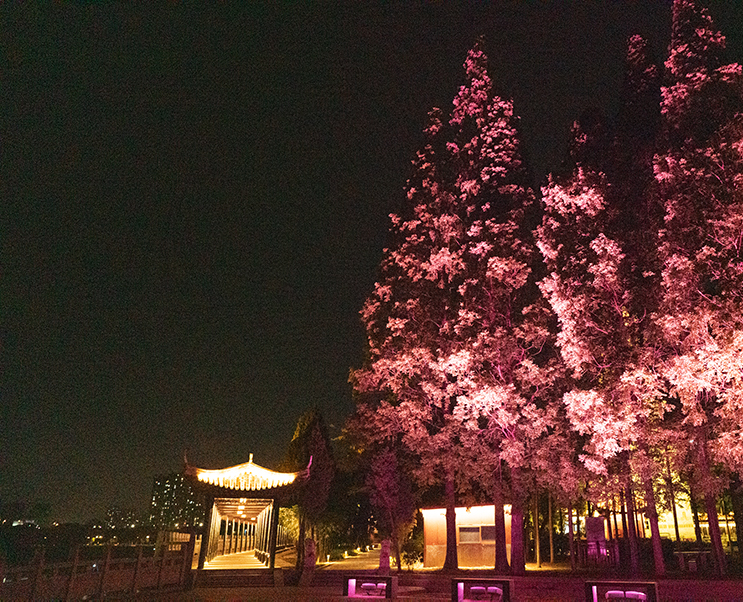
left=0, top=538, right=195, bottom=601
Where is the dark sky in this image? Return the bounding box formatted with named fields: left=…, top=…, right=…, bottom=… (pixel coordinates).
left=2, top=2, right=742, bottom=524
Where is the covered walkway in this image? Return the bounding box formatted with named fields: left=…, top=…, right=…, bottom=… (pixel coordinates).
left=185, top=454, right=307, bottom=573
left=203, top=550, right=277, bottom=570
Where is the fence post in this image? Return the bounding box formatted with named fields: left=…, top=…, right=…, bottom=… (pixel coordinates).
left=97, top=545, right=112, bottom=601
left=30, top=547, right=45, bottom=602
left=131, top=545, right=144, bottom=596
left=182, top=530, right=196, bottom=590
left=156, top=545, right=166, bottom=591
left=64, top=545, right=80, bottom=602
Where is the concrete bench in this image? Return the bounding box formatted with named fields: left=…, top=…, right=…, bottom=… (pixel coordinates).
left=585, top=581, right=657, bottom=602
left=343, top=575, right=397, bottom=598
left=452, top=578, right=510, bottom=602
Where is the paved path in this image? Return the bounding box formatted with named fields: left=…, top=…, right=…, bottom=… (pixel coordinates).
left=158, top=575, right=743, bottom=602
left=320, top=546, right=382, bottom=571
left=202, top=550, right=267, bottom=570
left=199, top=548, right=296, bottom=569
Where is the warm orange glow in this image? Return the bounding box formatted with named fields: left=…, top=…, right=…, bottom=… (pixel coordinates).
left=190, top=454, right=298, bottom=491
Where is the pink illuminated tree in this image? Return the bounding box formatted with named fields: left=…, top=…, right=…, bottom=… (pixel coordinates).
left=444, top=42, right=561, bottom=574
left=652, top=0, right=743, bottom=575
left=351, top=102, right=465, bottom=570
left=366, top=447, right=418, bottom=572
left=353, top=40, right=557, bottom=574
left=535, top=31, right=673, bottom=574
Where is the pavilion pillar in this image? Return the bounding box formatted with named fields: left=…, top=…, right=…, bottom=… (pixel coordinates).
left=209, top=510, right=220, bottom=562
left=256, top=512, right=264, bottom=559
left=197, top=497, right=215, bottom=571
left=262, top=504, right=272, bottom=566
left=262, top=505, right=270, bottom=564
left=264, top=510, right=270, bottom=552
left=268, top=499, right=280, bottom=569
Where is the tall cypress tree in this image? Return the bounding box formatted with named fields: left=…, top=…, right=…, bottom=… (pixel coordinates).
left=352, top=104, right=465, bottom=570
left=653, top=0, right=743, bottom=576
left=353, top=40, right=553, bottom=573
left=285, top=408, right=335, bottom=570
left=447, top=48, right=558, bottom=573
left=535, top=32, right=672, bottom=575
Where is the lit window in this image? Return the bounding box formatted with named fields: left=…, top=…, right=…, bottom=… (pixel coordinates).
left=459, top=526, right=480, bottom=543
left=481, top=526, right=496, bottom=541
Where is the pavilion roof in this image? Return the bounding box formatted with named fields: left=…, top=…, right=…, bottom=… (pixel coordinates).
left=184, top=453, right=301, bottom=493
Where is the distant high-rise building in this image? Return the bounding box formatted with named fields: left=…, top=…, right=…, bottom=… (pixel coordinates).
left=105, top=506, right=139, bottom=530
left=149, top=473, right=205, bottom=530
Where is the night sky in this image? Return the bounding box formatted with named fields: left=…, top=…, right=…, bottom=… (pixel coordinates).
left=3, top=3, right=742, bottom=524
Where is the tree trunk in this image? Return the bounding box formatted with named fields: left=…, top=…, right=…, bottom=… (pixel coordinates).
left=729, top=475, right=743, bottom=560
left=697, top=427, right=726, bottom=576
left=620, top=489, right=628, bottom=539
left=443, top=474, right=458, bottom=571
left=705, top=492, right=727, bottom=577
left=394, top=540, right=402, bottom=573
left=643, top=477, right=665, bottom=576
left=509, top=469, right=526, bottom=575
left=548, top=493, right=554, bottom=564
left=510, top=503, right=526, bottom=575
left=612, top=497, right=619, bottom=539
left=493, top=477, right=510, bottom=573
left=625, top=483, right=640, bottom=576
left=689, top=484, right=703, bottom=545
left=665, top=458, right=681, bottom=544
left=567, top=501, right=575, bottom=571
left=295, top=512, right=306, bottom=571
left=533, top=493, right=541, bottom=567
left=387, top=509, right=402, bottom=573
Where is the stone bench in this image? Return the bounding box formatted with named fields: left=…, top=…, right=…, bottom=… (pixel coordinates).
left=343, top=574, right=397, bottom=598
left=452, top=578, right=510, bottom=602
left=585, top=581, right=657, bottom=602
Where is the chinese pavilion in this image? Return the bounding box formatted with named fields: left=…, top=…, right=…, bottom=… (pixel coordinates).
left=185, top=454, right=307, bottom=571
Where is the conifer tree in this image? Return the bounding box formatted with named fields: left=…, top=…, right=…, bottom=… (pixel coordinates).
left=352, top=104, right=464, bottom=570
left=444, top=39, right=559, bottom=575
left=536, top=34, right=670, bottom=574
left=285, top=409, right=335, bottom=570
left=366, top=447, right=417, bottom=573
left=653, top=0, right=743, bottom=575
left=353, top=40, right=554, bottom=574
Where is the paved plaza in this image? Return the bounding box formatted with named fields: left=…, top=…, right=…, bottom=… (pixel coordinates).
left=148, top=547, right=743, bottom=602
